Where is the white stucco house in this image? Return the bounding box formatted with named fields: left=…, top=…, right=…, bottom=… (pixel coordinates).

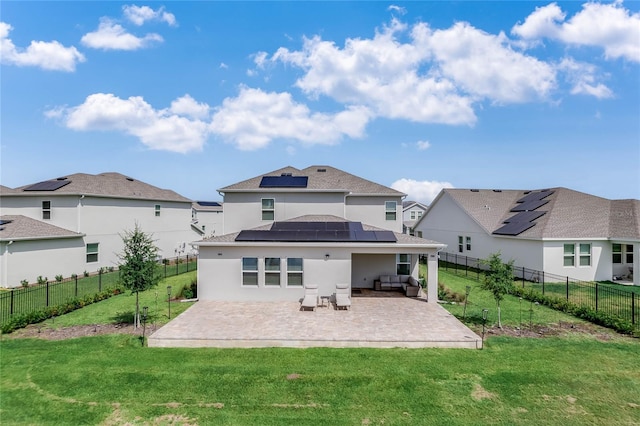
left=402, top=200, right=429, bottom=236
left=0, top=173, right=200, bottom=288
left=195, top=166, right=445, bottom=303
left=191, top=201, right=224, bottom=239
left=414, top=188, right=640, bottom=286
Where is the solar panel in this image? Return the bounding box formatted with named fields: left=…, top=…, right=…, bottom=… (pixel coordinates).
left=503, top=211, right=546, bottom=223
left=510, top=199, right=550, bottom=212
left=493, top=221, right=537, bottom=236
left=516, top=190, right=554, bottom=204
left=235, top=221, right=397, bottom=243
left=0, top=220, right=12, bottom=226
left=23, top=180, right=71, bottom=191
left=197, top=201, right=221, bottom=207
left=372, top=231, right=398, bottom=242
left=259, top=176, right=308, bottom=188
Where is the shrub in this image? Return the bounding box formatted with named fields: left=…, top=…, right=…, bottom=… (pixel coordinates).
left=108, top=266, right=115, bottom=273
left=37, top=276, right=48, bottom=285
left=55, top=275, right=63, bottom=282
left=182, top=278, right=198, bottom=299
left=83, top=271, right=89, bottom=277
left=438, top=282, right=465, bottom=303
left=20, top=280, right=29, bottom=288
left=71, top=273, right=78, bottom=279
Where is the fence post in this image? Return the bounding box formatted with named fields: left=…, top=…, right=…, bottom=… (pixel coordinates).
left=75, top=275, right=78, bottom=297
left=186, top=254, right=189, bottom=272
left=522, top=267, right=525, bottom=287
left=542, top=272, right=545, bottom=295
left=595, top=282, right=598, bottom=311
left=99, top=269, right=102, bottom=292
left=455, top=254, right=458, bottom=274
left=46, top=281, right=50, bottom=307
left=632, top=293, right=635, bottom=326
left=566, top=276, right=569, bottom=301
left=176, top=257, right=179, bottom=275
left=10, top=289, right=14, bottom=315
left=465, top=255, right=468, bottom=277
left=164, top=260, right=167, bottom=278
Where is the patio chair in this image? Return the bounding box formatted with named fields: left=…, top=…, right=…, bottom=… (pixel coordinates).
left=301, top=284, right=319, bottom=311
left=335, top=283, right=351, bottom=310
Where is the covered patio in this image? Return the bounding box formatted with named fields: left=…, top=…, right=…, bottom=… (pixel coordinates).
left=148, top=295, right=482, bottom=349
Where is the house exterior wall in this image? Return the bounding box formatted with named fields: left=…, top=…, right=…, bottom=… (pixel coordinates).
left=1, top=238, right=85, bottom=287
left=198, top=245, right=352, bottom=302
left=403, top=205, right=426, bottom=222
left=222, top=192, right=346, bottom=234
left=345, top=195, right=403, bottom=232
left=193, top=209, right=224, bottom=238
left=1, top=195, right=80, bottom=232
left=542, top=240, right=610, bottom=282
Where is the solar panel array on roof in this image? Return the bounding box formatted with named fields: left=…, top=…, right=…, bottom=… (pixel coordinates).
left=259, top=176, right=308, bottom=188
left=235, top=221, right=397, bottom=243
left=23, top=180, right=71, bottom=191
left=516, top=190, right=554, bottom=204
left=197, top=201, right=221, bottom=207
left=493, top=221, right=537, bottom=236
left=511, top=199, right=550, bottom=212
left=0, top=220, right=12, bottom=226
left=504, top=211, right=546, bottom=223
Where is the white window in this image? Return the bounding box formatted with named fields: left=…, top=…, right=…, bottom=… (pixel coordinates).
left=262, top=198, right=274, bottom=221
left=396, top=254, right=411, bottom=275
left=417, top=211, right=423, bottom=219
left=385, top=201, right=397, bottom=221
left=613, top=244, right=622, bottom=264
left=42, top=201, right=51, bottom=220
left=287, top=258, right=303, bottom=287
left=155, top=204, right=161, bottom=217
left=410, top=211, right=416, bottom=220
left=466, top=236, right=471, bottom=251
left=579, top=243, right=591, bottom=266
left=417, top=231, right=423, bottom=238
left=264, top=257, right=281, bottom=287
left=626, top=244, right=634, bottom=264
left=242, top=257, right=258, bottom=286
left=458, top=236, right=464, bottom=253
left=563, top=244, right=575, bottom=267
left=86, top=243, right=99, bottom=263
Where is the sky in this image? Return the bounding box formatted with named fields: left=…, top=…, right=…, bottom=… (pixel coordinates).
left=1, top=1, right=639, bottom=205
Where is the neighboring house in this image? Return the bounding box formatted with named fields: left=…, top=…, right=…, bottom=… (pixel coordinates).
left=402, top=200, right=428, bottom=236
left=0, top=173, right=199, bottom=287
left=195, top=166, right=445, bottom=303
left=414, top=188, right=640, bottom=286
left=191, top=201, right=224, bottom=238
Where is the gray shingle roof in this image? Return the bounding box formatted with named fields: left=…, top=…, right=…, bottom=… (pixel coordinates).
left=0, top=215, right=83, bottom=241
left=197, top=214, right=442, bottom=246
left=0, top=185, right=17, bottom=194
left=11, top=173, right=191, bottom=202
left=219, top=165, right=404, bottom=196
left=192, top=201, right=223, bottom=212
left=441, top=188, right=640, bottom=240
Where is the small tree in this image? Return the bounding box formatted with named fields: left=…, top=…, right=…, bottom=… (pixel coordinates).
left=480, top=252, right=514, bottom=328
left=118, top=224, right=161, bottom=328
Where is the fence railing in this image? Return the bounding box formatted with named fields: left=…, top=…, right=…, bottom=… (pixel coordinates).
left=439, top=252, right=639, bottom=331
left=0, top=255, right=197, bottom=325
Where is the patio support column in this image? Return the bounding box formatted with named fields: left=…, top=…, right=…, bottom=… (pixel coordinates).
left=426, top=251, right=438, bottom=303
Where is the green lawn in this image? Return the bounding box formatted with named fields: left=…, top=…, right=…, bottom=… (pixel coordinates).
left=1, top=269, right=639, bottom=425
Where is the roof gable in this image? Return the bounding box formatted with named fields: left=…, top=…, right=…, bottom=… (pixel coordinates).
left=0, top=215, right=83, bottom=240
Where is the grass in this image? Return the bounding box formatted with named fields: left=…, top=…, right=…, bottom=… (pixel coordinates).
left=1, top=269, right=639, bottom=424
left=1, top=334, right=639, bottom=425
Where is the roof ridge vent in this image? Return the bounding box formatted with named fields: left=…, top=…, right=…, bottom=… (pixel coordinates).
left=126, top=177, right=134, bottom=182
left=56, top=177, right=68, bottom=181
left=317, top=168, right=327, bottom=172
left=281, top=173, right=293, bottom=176
left=470, top=189, right=480, bottom=192
left=493, top=189, right=502, bottom=192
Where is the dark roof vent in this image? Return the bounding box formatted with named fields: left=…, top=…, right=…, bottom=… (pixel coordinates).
left=56, top=177, right=68, bottom=181
left=126, top=177, right=134, bottom=182
left=470, top=189, right=480, bottom=192
left=493, top=189, right=502, bottom=193
left=317, top=168, right=327, bottom=172
left=281, top=173, right=293, bottom=176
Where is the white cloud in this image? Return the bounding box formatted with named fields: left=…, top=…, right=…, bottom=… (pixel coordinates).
left=426, top=22, right=557, bottom=103
left=170, top=95, right=211, bottom=119
left=210, top=86, right=372, bottom=150
left=391, top=178, right=453, bottom=205
left=513, top=1, right=640, bottom=63
left=416, top=140, right=431, bottom=150
left=388, top=5, right=407, bottom=15
left=81, top=18, right=163, bottom=50
left=47, top=93, right=210, bottom=153
left=123, top=5, right=177, bottom=26
left=557, top=57, right=613, bottom=99
left=0, top=22, right=85, bottom=71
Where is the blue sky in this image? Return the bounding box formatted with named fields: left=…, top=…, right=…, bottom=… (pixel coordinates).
left=2, top=1, right=639, bottom=204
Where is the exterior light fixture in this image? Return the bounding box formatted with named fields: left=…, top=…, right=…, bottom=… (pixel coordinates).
left=481, top=309, right=489, bottom=349
left=325, top=254, right=330, bottom=260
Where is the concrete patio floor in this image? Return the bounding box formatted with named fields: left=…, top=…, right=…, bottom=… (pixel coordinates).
left=148, top=294, right=482, bottom=349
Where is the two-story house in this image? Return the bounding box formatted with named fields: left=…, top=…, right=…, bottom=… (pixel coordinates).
left=415, top=187, right=639, bottom=286
left=0, top=173, right=199, bottom=287
left=195, top=166, right=445, bottom=303
left=402, top=200, right=429, bottom=236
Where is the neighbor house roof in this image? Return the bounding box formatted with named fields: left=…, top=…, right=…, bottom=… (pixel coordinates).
left=192, top=201, right=223, bottom=212
left=403, top=200, right=428, bottom=211
left=0, top=215, right=84, bottom=241
left=196, top=215, right=443, bottom=248
left=219, top=165, right=405, bottom=196
left=426, top=188, right=640, bottom=240
left=10, top=172, right=191, bottom=203
left=0, top=185, right=17, bottom=194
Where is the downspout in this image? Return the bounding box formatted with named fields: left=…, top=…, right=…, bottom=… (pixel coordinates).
left=2, top=240, right=13, bottom=287
left=77, top=195, right=85, bottom=233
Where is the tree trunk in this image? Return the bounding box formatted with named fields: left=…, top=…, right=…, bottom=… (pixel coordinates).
left=135, top=291, right=140, bottom=329
left=497, top=302, right=502, bottom=329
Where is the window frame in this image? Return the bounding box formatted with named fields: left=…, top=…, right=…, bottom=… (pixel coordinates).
left=286, top=258, right=304, bottom=287
left=625, top=244, right=634, bottom=264
left=410, top=211, right=416, bottom=220
left=458, top=235, right=464, bottom=253
left=264, top=257, right=281, bottom=287
left=563, top=243, right=575, bottom=267
left=154, top=204, right=161, bottom=217
left=466, top=236, right=471, bottom=251
left=261, top=198, right=275, bottom=221
left=612, top=243, right=622, bottom=264
left=241, top=257, right=259, bottom=287
left=385, top=201, right=397, bottom=221
left=579, top=243, right=591, bottom=266
left=86, top=243, right=99, bottom=263
left=42, top=200, right=51, bottom=220
left=396, top=253, right=411, bottom=275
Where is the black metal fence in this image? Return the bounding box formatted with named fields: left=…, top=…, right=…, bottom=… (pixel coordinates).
left=0, top=255, right=197, bottom=325
left=439, top=252, right=639, bottom=331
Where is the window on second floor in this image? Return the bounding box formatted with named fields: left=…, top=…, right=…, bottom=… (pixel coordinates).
left=42, top=201, right=51, bottom=220
left=385, top=201, right=397, bottom=221
left=410, top=211, right=416, bottom=220
left=155, top=204, right=161, bottom=217
left=262, top=198, right=274, bottom=221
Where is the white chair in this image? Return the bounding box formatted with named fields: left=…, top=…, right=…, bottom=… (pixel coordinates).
left=301, top=284, right=319, bottom=311
left=335, top=283, right=351, bottom=310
